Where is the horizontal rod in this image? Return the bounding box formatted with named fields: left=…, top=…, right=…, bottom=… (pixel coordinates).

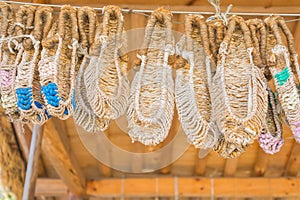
left=3, top=0, right=300, bottom=16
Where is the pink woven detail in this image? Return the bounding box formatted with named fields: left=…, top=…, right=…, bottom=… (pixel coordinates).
left=258, top=132, right=284, bottom=154
left=293, top=120, right=300, bottom=143
left=0, top=70, right=14, bottom=87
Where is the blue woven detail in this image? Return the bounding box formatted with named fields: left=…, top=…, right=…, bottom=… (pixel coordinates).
left=34, top=101, right=42, bottom=109
left=71, top=90, right=76, bottom=110
left=45, top=110, right=51, bottom=119
left=274, top=67, right=290, bottom=86
left=41, top=82, right=61, bottom=108
left=16, top=87, right=33, bottom=110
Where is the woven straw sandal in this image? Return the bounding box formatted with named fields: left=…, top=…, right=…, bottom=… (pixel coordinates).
left=127, top=8, right=175, bottom=146
left=39, top=5, right=78, bottom=120
left=175, top=14, right=218, bottom=149
left=84, top=5, right=129, bottom=121
left=246, top=18, right=283, bottom=154
left=212, top=16, right=268, bottom=158
left=74, top=7, right=110, bottom=132
left=0, top=3, right=18, bottom=120
left=265, top=16, right=300, bottom=142
left=0, top=5, right=35, bottom=121
left=15, top=6, right=53, bottom=124
left=259, top=87, right=283, bottom=154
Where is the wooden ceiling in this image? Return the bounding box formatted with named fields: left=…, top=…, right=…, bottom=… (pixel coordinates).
left=7, top=0, right=300, bottom=199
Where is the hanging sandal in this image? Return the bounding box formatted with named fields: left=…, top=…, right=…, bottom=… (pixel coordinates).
left=15, top=6, right=53, bottom=124
left=265, top=16, right=300, bottom=142
left=246, top=18, right=283, bottom=154
left=39, top=5, right=78, bottom=120
left=175, top=14, right=218, bottom=149
left=127, top=8, right=175, bottom=146
left=212, top=16, right=268, bottom=158
left=74, top=6, right=110, bottom=132
left=84, top=5, right=129, bottom=121
left=0, top=5, right=35, bottom=121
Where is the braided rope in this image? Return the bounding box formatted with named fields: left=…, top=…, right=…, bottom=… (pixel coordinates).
left=127, top=8, right=175, bottom=146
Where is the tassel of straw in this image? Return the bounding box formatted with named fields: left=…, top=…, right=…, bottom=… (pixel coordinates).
left=15, top=6, right=53, bottom=124
left=175, top=14, right=219, bottom=149
left=212, top=16, right=268, bottom=158
left=39, top=5, right=78, bottom=120
left=84, top=5, right=129, bottom=121
left=127, top=8, right=175, bottom=146
left=74, top=6, right=110, bottom=132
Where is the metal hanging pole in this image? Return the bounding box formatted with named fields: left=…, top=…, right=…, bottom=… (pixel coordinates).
left=3, top=0, right=300, bottom=16
left=22, top=124, right=45, bottom=200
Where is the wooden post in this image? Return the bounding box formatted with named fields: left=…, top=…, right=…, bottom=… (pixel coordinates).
left=22, top=124, right=44, bottom=200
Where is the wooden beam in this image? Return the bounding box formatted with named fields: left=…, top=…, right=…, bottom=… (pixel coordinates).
left=285, top=142, right=300, bottom=176
left=41, top=119, right=86, bottom=195
left=224, top=158, right=238, bottom=177
left=22, top=124, right=44, bottom=200
left=253, top=148, right=270, bottom=177
left=35, top=179, right=68, bottom=196
left=36, top=177, right=300, bottom=198
left=98, top=129, right=112, bottom=177
left=195, top=154, right=208, bottom=176
left=13, top=122, right=48, bottom=177
left=13, top=122, right=32, bottom=161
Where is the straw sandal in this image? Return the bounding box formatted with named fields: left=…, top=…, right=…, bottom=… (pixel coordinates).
left=265, top=16, right=300, bottom=142
left=84, top=5, right=129, bottom=121
left=0, top=5, right=34, bottom=121
left=246, top=18, right=283, bottom=154
left=74, top=6, right=110, bottom=132
left=175, top=14, right=218, bottom=149
left=39, top=5, right=78, bottom=120
left=15, top=6, right=53, bottom=124
left=212, top=16, right=268, bottom=158
left=127, top=8, right=175, bottom=146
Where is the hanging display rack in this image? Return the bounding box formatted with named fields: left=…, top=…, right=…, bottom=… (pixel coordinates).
left=3, top=0, right=300, bottom=17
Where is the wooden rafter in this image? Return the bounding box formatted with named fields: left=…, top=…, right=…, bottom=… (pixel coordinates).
left=40, top=119, right=86, bottom=195
left=285, top=142, right=300, bottom=176
left=36, top=177, right=300, bottom=198
left=195, top=154, right=208, bottom=176
left=224, top=158, right=238, bottom=177
left=13, top=122, right=48, bottom=177
left=253, top=148, right=270, bottom=176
